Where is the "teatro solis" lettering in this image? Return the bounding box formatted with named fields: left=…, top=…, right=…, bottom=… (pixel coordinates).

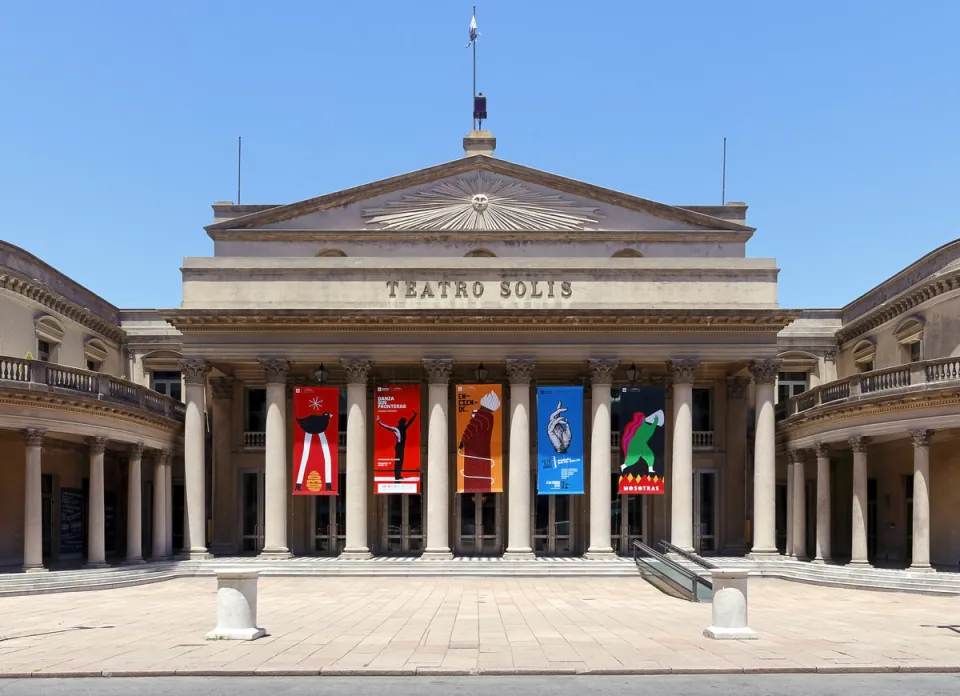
left=386, top=280, right=572, bottom=300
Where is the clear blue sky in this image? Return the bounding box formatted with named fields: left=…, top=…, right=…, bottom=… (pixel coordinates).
left=2, top=1, right=958, bottom=310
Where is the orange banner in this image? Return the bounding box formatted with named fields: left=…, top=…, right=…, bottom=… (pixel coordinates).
left=455, top=384, right=503, bottom=493
left=292, top=386, right=339, bottom=495
left=374, top=384, right=421, bottom=494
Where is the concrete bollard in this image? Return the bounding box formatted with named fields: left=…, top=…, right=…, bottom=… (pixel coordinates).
left=703, top=568, right=758, bottom=640
left=205, top=569, right=266, bottom=641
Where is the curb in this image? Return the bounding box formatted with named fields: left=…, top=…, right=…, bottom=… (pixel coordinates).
left=4, top=665, right=960, bottom=678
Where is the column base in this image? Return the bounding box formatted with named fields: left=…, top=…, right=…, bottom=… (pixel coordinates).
left=503, top=548, right=535, bottom=560
left=121, top=557, right=146, bottom=566
left=846, top=560, right=872, bottom=568
left=703, top=626, right=758, bottom=641
left=206, top=627, right=265, bottom=641
left=339, top=548, right=373, bottom=560
left=179, top=549, right=212, bottom=561
left=584, top=548, right=617, bottom=560
left=746, top=549, right=780, bottom=561
left=258, top=547, right=293, bottom=560
left=22, top=565, right=48, bottom=573
left=909, top=564, right=936, bottom=573
left=84, top=562, right=110, bottom=569
left=811, top=557, right=832, bottom=565
left=420, top=549, right=453, bottom=560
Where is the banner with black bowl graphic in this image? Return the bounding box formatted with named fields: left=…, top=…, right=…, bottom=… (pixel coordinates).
left=292, top=386, right=339, bottom=495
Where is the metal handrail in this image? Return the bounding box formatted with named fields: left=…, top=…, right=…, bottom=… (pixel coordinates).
left=632, top=540, right=713, bottom=599
left=658, top=540, right=717, bottom=570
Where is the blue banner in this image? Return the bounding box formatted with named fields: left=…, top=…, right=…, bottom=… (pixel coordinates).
left=536, top=386, right=585, bottom=495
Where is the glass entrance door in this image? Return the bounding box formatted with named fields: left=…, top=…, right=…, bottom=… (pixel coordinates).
left=533, top=495, right=574, bottom=555
left=314, top=471, right=347, bottom=555
left=455, top=493, right=501, bottom=555
left=693, top=470, right=718, bottom=555
left=239, top=470, right=265, bottom=554
left=381, top=494, right=424, bottom=554
left=611, top=473, right=645, bottom=554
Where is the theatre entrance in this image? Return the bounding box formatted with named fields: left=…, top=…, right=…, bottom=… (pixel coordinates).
left=380, top=493, right=424, bottom=554
left=454, top=493, right=502, bottom=555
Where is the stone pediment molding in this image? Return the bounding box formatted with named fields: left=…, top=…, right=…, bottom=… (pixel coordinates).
left=163, top=309, right=795, bottom=334
left=204, top=156, right=754, bottom=237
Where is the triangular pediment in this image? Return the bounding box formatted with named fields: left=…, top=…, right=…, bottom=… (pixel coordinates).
left=205, top=156, right=753, bottom=236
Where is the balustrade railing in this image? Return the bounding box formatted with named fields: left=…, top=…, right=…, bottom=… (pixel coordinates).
left=243, top=431, right=266, bottom=449
left=610, top=429, right=713, bottom=449
left=783, top=356, right=960, bottom=419
left=0, top=355, right=184, bottom=421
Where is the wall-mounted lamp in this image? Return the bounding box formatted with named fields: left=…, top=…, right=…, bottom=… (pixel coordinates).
left=625, top=362, right=640, bottom=384
left=475, top=362, right=489, bottom=382
left=314, top=363, right=329, bottom=385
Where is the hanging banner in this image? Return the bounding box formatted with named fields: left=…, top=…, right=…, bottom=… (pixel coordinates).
left=618, top=386, right=667, bottom=494
left=292, top=386, right=339, bottom=495
left=374, top=384, right=422, bottom=494
left=536, top=386, right=584, bottom=494
left=456, top=384, right=503, bottom=493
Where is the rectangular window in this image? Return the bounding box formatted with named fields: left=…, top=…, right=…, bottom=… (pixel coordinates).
left=86, top=359, right=100, bottom=372
left=692, top=388, right=712, bottom=432
left=777, top=371, right=808, bottom=403
left=151, top=370, right=182, bottom=400
left=38, top=340, right=51, bottom=362
left=246, top=388, right=267, bottom=432
left=858, top=361, right=874, bottom=373
left=909, top=341, right=922, bottom=363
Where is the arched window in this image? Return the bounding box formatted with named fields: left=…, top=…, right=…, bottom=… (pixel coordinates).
left=33, top=315, right=65, bottom=362
left=894, top=316, right=924, bottom=363
left=464, top=248, right=496, bottom=258
left=84, top=338, right=108, bottom=372
left=315, top=248, right=348, bottom=257
left=852, top=340, right=876, bottom=373
left=611, top=248, right=644, bottom=258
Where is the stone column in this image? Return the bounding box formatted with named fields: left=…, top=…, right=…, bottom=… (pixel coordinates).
left=180, top=358, right=210, bottom=559
left=152, top=451, right=166, bottom=560
left=791, top=449, right=808, bottom=560
left=23, top=429, right=46, bottom=572
left=210, top=377, right=234, bottom=554
left=505, top=359, right=536, bottom=558
left=748, top=359, right=780, bottom=557
left=164, top=452, right=173, bottom=557
left=586, top=359, right=617, bottom=558
left=848, top=436, right=870, bottom=567
left=86, top=436, right=108, bottom=568
left=668, top=359, right=698, bottom=552
left=124, top=442, right=145, bottom=564
left=909, top=429, right=934, bottom=571
left=724, top=377, right=750, bottom=553
left=813, top=442, right=832, bottom=563
left=422, top=359, right=453, bottom=559
left=786, top=459, right=794, bottom=558
left=259, top=359, right=291, bottom=558
left=341, top=358, right=372, bottom=558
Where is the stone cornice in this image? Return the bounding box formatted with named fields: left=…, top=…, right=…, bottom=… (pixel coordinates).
left=206, top=229, right=754, bottom=244
left=162, top=309, right=796, bottom=334
left=204, top=155, right=755, bottom=235
left=0, top=272, right=124, bottom=344
left=836, top=267, right=960, bottom=345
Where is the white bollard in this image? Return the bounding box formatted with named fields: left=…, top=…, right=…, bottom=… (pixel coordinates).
left=205, top=569, right=266, bottom=641
left=703, top=568, right=758, bottom=640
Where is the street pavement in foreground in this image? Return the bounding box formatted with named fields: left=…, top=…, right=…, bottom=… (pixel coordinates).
left=0, top=577, right=958, bottom=675
left=1, top=676, right=960, bottom=695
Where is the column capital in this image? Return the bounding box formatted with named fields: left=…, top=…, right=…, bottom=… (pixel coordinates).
left=159, top=448, right=174, bottom=465
left=848, top=436, right=871, bottom=453
left=259, top=359, right=290, bottom=385
left=910, top=429, right=933, bottom=449
left=587, top=358, right=619, bottom=385
left=23, top=428, right=44, bottom=448
left=726, top=376, right=751, bottom=399
left=179, top=358, right=209, bottom=386
left=130, top=442, right=146, bottom=460
left=422, top=358, right=453, bottom=385
left=786, top=448, right=807, bottom=465
left=340, top=358, right=372, bottom=385
left=211, top=376, right=234, bottom=400
left=88, top=436, right=108, bottom=455
left=667, top=359, right=699, bottom=385
left=823, top=350, right=837, bottom=363
left=505, top=359, right=536, bottom=385
left=748, top=359, right=781, bottom=384
left=813, top=441, right=830, bottom=459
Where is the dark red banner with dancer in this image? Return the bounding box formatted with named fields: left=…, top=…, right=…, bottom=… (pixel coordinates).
left=374, top=384, right=421, bottom=494
left=456, top=384, right=503, bottom=493
left=292, top=386, right=339, bottom=495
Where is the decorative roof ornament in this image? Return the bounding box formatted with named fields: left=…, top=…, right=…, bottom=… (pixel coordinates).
left=361, top=172, right=603, bottom=232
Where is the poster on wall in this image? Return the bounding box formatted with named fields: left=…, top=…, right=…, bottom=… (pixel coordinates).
left=456, top=384, right=503, bottom=493
left=292, top=386, right=340, bottom=495
left=374, top=384, right=421, bottom=494
left=536, top=385, right=585, bottom=495
left=618, top=386, right=667, bottom=494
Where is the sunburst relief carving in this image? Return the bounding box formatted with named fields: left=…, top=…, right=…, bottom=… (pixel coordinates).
left=361, top=172, right=602, bottom=231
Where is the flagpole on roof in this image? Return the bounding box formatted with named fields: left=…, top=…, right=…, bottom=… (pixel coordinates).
left=473, top=5, right=477, bottom=101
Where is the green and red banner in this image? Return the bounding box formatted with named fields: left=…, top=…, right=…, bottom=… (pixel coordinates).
left=374, top=384, right=421, bottom=494
left=292, top=386, right=339, bottom=495
left=618, top=387, right=666, bottom=494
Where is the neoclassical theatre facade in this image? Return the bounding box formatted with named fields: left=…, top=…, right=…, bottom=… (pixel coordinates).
left=1, top=130, right=958, bottom=572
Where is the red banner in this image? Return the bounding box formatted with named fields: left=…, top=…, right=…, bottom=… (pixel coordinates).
left=292, top=386, right=339, bottom=495
left=374, top=384, right=421, bottom=494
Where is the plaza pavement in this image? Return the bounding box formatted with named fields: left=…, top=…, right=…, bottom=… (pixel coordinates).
left=0, top=576, right=958, bottom=677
